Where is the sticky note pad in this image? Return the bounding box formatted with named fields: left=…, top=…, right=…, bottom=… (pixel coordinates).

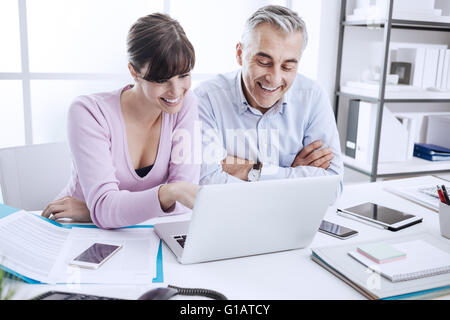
left=357, top=243, right=406, bottom=264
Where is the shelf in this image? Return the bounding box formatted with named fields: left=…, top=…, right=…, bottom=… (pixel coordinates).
left=343, top=155, right=450, bottom=178
left=338, top=87, right=450, bottom=103
left=343, top=19, right=450, bottom=32
left=335, top=1, right=450, bottom=180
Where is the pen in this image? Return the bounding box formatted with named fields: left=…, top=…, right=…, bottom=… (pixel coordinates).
left=442, top=185, right=450, bottom=205
left=437, top=185, right=446, bottom=204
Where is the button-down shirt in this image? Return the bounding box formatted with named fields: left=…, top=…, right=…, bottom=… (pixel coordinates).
left=194, top=70, right=343, bottom=195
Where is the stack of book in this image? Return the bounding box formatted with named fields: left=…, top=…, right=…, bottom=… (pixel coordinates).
left=414, top=143, right=450, bottom=161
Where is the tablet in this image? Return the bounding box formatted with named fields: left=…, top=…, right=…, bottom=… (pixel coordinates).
left=337, top=202, right=422, bottom=231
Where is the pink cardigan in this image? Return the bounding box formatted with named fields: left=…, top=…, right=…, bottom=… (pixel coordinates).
left=59, top=86, right=200, bottom=229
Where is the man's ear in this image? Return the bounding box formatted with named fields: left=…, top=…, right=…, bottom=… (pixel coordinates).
left=128, top=63, right=138, bottom=81
left=236, top=42, right=243, bottom=66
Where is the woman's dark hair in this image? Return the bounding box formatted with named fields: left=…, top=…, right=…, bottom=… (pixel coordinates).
left=127, top=13, right=195, bottom=82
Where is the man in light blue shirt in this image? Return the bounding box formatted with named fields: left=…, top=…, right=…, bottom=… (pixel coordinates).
left=195, top=5, right=343, bottom=194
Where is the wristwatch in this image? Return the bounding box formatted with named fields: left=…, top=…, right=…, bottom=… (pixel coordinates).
left=247, top=161, right=262, bottom=182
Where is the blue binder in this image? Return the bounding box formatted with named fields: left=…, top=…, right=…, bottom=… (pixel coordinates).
left=413, top=143, right=450, bottom=161
left=0, top=203, right=164, bottom=284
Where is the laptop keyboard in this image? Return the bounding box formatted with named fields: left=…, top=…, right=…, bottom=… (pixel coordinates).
left=174, top=235, right=187, bottom=248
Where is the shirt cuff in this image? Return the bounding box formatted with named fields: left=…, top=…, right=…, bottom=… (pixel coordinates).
left=259, top=162, right=284, bottom=181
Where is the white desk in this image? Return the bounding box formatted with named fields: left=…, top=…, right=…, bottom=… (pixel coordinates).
left=10, top=176, right=450, bottom=300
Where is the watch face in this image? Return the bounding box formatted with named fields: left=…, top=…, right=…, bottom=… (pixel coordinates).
left=248, top=168, right=261, bottom=182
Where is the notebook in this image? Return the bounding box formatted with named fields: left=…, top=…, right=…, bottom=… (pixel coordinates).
left=311, top=232, right=450, bottom=299
left=349, top=240, right=450, bottom=282
left=357, top=243, right=406, bottom=264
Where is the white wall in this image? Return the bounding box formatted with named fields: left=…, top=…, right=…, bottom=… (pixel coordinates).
left=317, top=0, right=341, bottom=102
left=291, top=0, right=341, bottom=102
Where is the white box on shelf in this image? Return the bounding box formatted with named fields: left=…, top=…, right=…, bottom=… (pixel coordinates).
left=394, top=112, right=450, bottom=144
left=437, top=49, right=447, bottom=89
left=423, top=48, right=440, bottom=89
left=347, top=0, right=450, bottom=24
left=394, top=115, right=417, bottom=160
left=395, top=47, right=426, bottom=88
left=391, top=0, right=436, bottom=12
left=426, top=115, right=450, bottom=149
left=441, top=50, right=450, bottom=89
left=384, top=43, right=447, bottom=89
left=347, top=101, right=410, bottom=163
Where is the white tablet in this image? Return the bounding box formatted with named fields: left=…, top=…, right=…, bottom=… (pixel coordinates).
left=337, top=202, right=422, bottom=231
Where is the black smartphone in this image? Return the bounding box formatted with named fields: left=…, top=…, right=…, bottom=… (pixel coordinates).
left=318, top=220, right=358, bottom=240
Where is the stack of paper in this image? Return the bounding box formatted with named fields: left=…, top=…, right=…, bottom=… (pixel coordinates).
left=0, top=208, right=163, bottom=284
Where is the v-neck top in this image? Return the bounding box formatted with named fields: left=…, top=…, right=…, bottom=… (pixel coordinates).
left=58, top=85, right=200, bottom=229
left=135, top=164, right=154, bottom=178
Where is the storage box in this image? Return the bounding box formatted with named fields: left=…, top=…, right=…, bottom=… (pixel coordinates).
left=427, top=116, right=450, bottom=149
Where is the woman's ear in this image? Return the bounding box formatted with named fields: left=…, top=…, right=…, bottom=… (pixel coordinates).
left=128, top=63, right=138, bottom=81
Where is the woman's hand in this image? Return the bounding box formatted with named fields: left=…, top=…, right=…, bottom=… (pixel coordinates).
left=41, top=196, right=92, bottom=222
left=158, top=182, right=199, bottom=212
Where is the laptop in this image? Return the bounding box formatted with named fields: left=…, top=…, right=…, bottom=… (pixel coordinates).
left=154, top=175, right=340, bottom=264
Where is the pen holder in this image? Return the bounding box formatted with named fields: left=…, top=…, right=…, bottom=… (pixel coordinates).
left=439, top=202, right=450, bottom=239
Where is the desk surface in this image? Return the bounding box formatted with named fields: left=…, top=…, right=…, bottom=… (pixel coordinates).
left=10, top=175, right=450, bottom=300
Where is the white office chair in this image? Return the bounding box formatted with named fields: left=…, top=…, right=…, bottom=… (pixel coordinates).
left=0, top=142, right=72, bottom=211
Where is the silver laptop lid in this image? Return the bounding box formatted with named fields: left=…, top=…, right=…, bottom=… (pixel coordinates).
left=178, top=175, right=340, bottom=264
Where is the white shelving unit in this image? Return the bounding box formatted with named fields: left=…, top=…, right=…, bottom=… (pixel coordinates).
left=343, top=155, right=450, bottom=177
left=334, top=0, right=450, bottom=181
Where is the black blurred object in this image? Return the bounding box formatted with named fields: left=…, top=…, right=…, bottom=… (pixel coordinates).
left=390, top=62, right=411, bottom=85
left=32, top=285, right=227, bottom=300
left=138, top=287, right=178, bottom=300
left=138, top=285, right=227, bottom=300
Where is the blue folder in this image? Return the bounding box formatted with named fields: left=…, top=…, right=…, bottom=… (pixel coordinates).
left=414, top=143, right=450, bottom=161
left=0, top=203, right=164, bottom=284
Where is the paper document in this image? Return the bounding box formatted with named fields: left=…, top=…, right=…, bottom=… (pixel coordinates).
left=0, top=211, right=70, bottom=283
left=52, top=227, right=159, bottom=285
left=0, top=211, right=159, bottom=284
left=434, top=173, right=450, bottom=183
left=384, top=184, right=444, bottom=211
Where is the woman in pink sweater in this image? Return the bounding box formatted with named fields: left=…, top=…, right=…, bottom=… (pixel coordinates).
left=42, top=13, right=200, bottom=229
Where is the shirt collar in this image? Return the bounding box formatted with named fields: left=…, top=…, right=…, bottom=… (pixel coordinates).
left=235, top=70, right=288, bottom=116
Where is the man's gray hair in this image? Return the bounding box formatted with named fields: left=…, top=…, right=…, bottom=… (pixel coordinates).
left=241, top=5, right=308, bottom=56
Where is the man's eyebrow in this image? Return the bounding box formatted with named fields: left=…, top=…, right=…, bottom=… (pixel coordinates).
left=255, top=52, right=298, bottom=64
left=255, top=52, right=273, bottom=60
left=284, top=58, right=298, bottom=64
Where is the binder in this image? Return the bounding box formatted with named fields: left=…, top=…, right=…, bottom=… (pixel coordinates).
left=345, top=100, right=411, bottom=163
left=414, top=143, right=450, bottom=161
left=345, top=100, right=359, bottom=159
left=0, top=204, right=164, bottom=284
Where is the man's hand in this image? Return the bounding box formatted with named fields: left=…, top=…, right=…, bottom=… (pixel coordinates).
left=291, top=140, right=334, bottom=170
left=221, top=155, right=255, bottom=181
